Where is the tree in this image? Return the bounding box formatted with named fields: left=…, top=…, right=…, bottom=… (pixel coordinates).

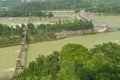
left=57, top=44, right=92, bottom=80
left=2, top=25, right=10, bottom=37
left=12, top=43, right=120, bottom=80
left=0, top=24, right=3, bottom=37
left=28, top=23, right=37, bottom=35
left=47, top=12, right=54, bottom=17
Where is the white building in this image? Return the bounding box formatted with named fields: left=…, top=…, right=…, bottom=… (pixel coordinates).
left=21, top=0, right=31, bottom=2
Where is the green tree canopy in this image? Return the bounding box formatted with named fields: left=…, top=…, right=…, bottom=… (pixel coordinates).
left=12, top=42, right=120, bottom=80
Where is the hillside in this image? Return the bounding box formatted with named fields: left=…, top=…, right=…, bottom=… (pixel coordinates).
left=12, top=42, right=120, bottom=80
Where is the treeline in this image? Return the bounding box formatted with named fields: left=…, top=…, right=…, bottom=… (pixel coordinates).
left=10, top=0, right=120, bottom=11
left=36, top=20, right=93, bottom=33
left=0, top=20, right=93, bottom=47
left=86, top=2, right=120, bottom=15
left=0, top=0, right=120, bottom=16
left=12, top=42, right=120, bottom=80
left=0, top=20, right=93, bottom=37
left=0, top=0, right=21, bottom=7
left=9, top=0, right=120, bottom=15
left=0, top=10, right=53, bottom=17
left=10, top=0, right=90, bottom=10
left=0, top=0, right=120, bottom=17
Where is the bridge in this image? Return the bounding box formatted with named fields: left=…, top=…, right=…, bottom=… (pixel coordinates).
left=78, top=12, right=108, bottom=32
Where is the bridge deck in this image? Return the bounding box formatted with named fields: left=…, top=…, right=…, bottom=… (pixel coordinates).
left=78, top=13, right=108, bottom=27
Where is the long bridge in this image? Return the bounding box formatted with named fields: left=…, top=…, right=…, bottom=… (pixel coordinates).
left=78, top=12, right=108, bottom=32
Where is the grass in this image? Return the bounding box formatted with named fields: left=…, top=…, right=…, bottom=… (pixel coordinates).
left=0, top=31, right=120, bottom=80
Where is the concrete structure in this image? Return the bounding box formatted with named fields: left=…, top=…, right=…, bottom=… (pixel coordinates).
left=0, top=7, right=8, bottom=10
left=78, top=12, right=108, bottom=32
left=21, top=0, right=31, bottom=2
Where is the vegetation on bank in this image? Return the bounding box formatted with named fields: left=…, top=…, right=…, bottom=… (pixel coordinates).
left=0, top=20, right=93, bottom=47
left=12, top=42, right=120, bottom=80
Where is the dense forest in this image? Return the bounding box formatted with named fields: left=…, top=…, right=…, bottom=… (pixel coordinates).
left=85, top=1, right=120, bottom=14
left=12, top=42, right=120, bottom=80
left=0, top=0, right=120, bottom=17
left=0, top=20, right=93, bottom=47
